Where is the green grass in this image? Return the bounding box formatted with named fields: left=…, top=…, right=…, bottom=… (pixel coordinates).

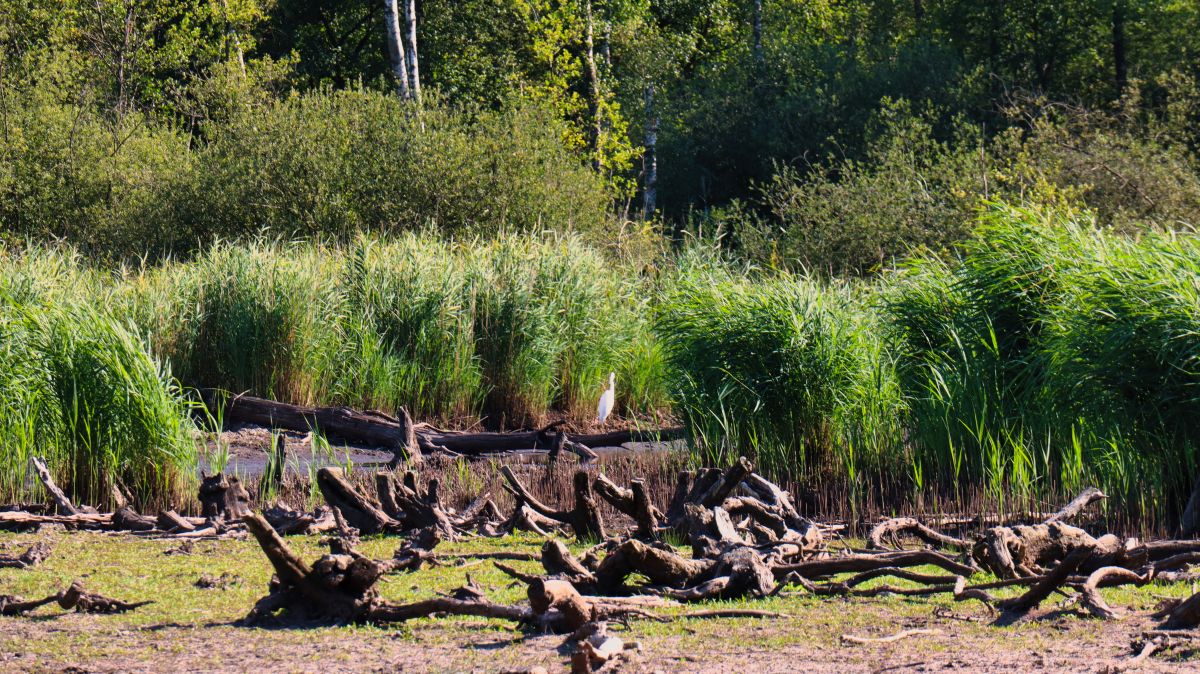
left=6, top=205, right=1200, bottom=525
left=655, top=262, right=902, bottom=485
left=0, top=530, right=1193, bottom=671
left=0, top=247, right=197, bottom=510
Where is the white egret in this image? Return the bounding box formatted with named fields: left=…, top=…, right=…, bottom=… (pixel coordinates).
left=596, top=371, right=615, bottom=424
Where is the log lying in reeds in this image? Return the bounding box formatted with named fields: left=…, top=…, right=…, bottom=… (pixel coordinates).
left=206, top=391, right=422, bottom=464
left=205, top=390, right=681, bottom=462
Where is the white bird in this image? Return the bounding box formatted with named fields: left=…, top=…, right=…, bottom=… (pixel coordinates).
left=596, top=371, right=616, bottom=424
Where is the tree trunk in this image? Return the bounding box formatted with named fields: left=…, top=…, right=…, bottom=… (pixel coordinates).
left=752, top=0, right=765, bottom=73
left=382, top=0, right=412, bottom=98
left=1180, top=473, right=1200, bottom=536
left=1112, top=0, right=1128, bottom=97
left=584, top=1, right=603, bottom=171
left=403, top=0, right=421, bottom=101
left=643, top=83, right=658, bottom=219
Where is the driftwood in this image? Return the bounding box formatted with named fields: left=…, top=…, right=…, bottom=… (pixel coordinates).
left=316, top=467, right=400, bottom=535
left=1079, top=566, right=1151, bottom=619
left=198, top=473, right=251, bottom=522
left=972, top=520, right=1135, bottom=578
left=263, top=505, right=337, bottom=536
left=375, top=470, right=456, bottom=536
left=0, top=593, right=59, bottom=616
left=207, top=392, right=682, bottom=462
left=0, top=542, right=52, bottom=568
left=502, top=467, right=604, bottom=541
left=206, top=392, right=421, bottom=465
left=841, top=628, right=943, bottom=645
left=112, top=505, right=157, bottom=532
left=241, top=510, right=540, bottom=627
left=30, top=456, right=80, bottom=516
left=157, top=509, right=196, bottom=533
left=868, top=517, right=968, bottom=550
left=1162, top=591, right=1200, bottom=629
left=593, top=474, right=661, bottom=540
left=996, top=546, right=1093, bottom=618
left=774, top=550, right=977, bottom=580
left=0, top=580, right=152, bottom=616
left=57, top=580, right=153, bottom=613
left=1043, top=487, right=1106, bottom=523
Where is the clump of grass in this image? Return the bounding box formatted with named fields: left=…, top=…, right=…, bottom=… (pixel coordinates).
left=0, top=247, right=197, bottom=508
left=654, top=262, right=900, bottom=482
left=314, top=234, right=481, bottom=419
left=134, top=242, right=324, bottom=402
left=882, top=202, right=1200, bottom=521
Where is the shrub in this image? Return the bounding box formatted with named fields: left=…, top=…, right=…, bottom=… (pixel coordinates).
left=172, top=90, right=613, bottom=249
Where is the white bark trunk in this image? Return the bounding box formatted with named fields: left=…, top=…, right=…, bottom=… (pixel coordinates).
left=403, top=0, right=421, bottom=100
left=643, top=83, right=658, bottom=219
left=752, top=0, right=765, bottom=72
left=584, top=1, right=602, bottom=170
left=383, top=0, right=411, bottom=98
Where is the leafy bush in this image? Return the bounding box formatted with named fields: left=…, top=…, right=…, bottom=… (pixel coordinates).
left=747, top=105, right=983, bottom=275
left=169, top=90, right=612, bottom=250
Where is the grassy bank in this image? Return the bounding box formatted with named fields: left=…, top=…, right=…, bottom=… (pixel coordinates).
left=3, top=206, right=1200, bottom=526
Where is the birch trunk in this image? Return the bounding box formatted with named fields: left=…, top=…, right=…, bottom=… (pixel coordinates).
left=403, top=0, right=421, bottom=101
left=643, top=83, right=658, bottom=219
left=584, top=1, right=603, bottom=171
left=383, top=0, right=411, bottom=98
left=752, top=0, right=765, bottom=72
left=1111, top=0, right=1128, bottom=96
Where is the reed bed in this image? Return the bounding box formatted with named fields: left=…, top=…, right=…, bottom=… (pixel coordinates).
left=4, top=207, right=1200, bottom=528
left=0, top=247, right=197, bottom=510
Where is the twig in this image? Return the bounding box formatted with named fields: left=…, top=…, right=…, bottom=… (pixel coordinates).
left=841, top=628, right=943, bottom=645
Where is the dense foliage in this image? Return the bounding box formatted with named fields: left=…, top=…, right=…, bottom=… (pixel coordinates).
left=2, top=0, right=1199, bottom=266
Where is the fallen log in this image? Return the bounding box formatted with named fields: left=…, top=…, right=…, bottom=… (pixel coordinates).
left=207, top=391, right=681, bottom=460
left=0, top=511, right=110, bottom=531
left=773, top=550, right=977, bottom=580
left=206, top=392, right=421, bottom=464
